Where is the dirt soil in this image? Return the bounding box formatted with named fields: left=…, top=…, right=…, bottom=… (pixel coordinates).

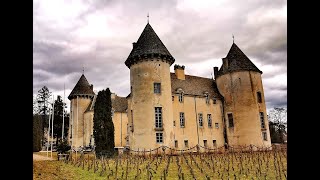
left=33, top=153, right=55, bottom=161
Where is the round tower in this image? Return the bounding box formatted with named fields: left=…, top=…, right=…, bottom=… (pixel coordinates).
left=68, top=74, right=95, bottom=148
left=214, top=43, right=271, bottom=148
left=125, top=23, right=175, bottom=150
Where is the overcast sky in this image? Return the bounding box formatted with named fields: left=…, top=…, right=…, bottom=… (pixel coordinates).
left=33, top=0, right=287, bottom=113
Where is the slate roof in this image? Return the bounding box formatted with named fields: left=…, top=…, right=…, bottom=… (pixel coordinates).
left=68, top=74, right=95, bottom=100
left=111, top=96, right=128, bottom=113
left=170, top=73, right=223, bottom=99
left=84, top=95, right=96, bottom=113
left=84, top=94, right=128, bottom=113
left=125, top=23, right=175, bottom=68
left=216, top=43, right=262, bottom=77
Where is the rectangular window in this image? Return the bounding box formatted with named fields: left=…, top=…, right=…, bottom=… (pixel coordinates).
left=262, top=132, right=267, bottom=141
left=154, top=83, right=161, bottom=94
left=198, top=113, right=203, bottom=127
left=228, top=113, right=234, bottom=128
left=205, top=94, right=209, bottom=104
left=172, top=96, right=174, bottom=101
left=173, top=120, right=176, bottom=127
left=180, top=112, right=185, bottom=127
left=131, top=110, right=134, bottom=132
left=207, top=114, right=212, bottom=127
left=215, top=123, right=219, bottom=129
left=156, top=133, right=163, bottom=143
left=70, top=125, right=72, bottom=138
left=213, top=140, right=217, bottom=147
left=260, top=112, right=265, bottom=129
left=179, top=93, right=183, bottom=102
left=203, top=140, right=208, bottom=147
left=184, top=140, right=189, bottom=148
left=257, top=92, right=262, bottom=103
left=155, top=107, right=162, bottom=128
left=175, top=140, right=178, bottom=148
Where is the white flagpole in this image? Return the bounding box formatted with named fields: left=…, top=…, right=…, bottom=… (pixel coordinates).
left=62, top=84, right=65, bottom=140
left=47, top=107, right=51, bottom=157
left=51, top=95, right=55, bottom=158
left=77, top=96, right=79, bottom=150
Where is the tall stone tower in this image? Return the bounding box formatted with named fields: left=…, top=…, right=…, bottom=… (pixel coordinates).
left=125, top=23, right=175, bottom=150
left=68, top=74, right=95, bottom=148
left=214, top=43, right=271, bottom=148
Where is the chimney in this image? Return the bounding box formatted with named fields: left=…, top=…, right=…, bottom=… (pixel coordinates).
left=132, top=42, right=137, bottom=48
left=213, top=67, right=218, bottom=79
left=222, top=58, right=229, bottom=70
left=111, top=93, right=116, bottom=100
left=90, top=84, right=93, bottom=90
left=174, top=64, right=185, bottom=80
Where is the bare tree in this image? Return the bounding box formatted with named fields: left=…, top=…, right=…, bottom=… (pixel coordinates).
left=268, top=107, right=287, bottom=143
left=33, top=95, right=39, bottom=115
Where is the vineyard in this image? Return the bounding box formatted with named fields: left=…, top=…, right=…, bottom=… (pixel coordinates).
left=61, top=145, right=287, bottom=180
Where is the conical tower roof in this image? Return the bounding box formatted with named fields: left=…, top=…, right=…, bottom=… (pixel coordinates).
left=217, top=43, right=262, bottom=77
left=125, top=23, right=175, bottom=68
left=68, top=74, right=95, bottom=100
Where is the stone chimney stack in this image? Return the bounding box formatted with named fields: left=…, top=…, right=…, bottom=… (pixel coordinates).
left=111, top=93, right=116, bottom=99
left=213, top=67, right=218, bottom=79
left=222, top=58, right=229, bottom=70
left=174, top=64, right=185, bottom=80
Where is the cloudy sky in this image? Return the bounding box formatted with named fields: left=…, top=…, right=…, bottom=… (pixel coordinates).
left=33, top=0, right=287, bottom=113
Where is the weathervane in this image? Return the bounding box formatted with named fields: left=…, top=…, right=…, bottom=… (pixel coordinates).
left=232, top=34, right=234, bottom=43
left=82, top=66, right=84, bottom=74
left=147, top=13, right=149, bottom=23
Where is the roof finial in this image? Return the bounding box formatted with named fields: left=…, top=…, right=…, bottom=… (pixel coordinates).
left=147, top=13, right=149, bottom=23
left=232, top=34, right=234, bottom=43
left=82, top=66, right=84, bottom=74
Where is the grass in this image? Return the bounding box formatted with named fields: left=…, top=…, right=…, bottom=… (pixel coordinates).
left=33, top=150, right=287, bottom=179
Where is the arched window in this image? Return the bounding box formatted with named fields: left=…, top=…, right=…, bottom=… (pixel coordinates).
left=176, top=88, right=184, bottom=103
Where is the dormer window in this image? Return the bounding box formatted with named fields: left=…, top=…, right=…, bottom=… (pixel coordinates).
left=177, top=88, right=184, bottom=103
left=204, top=93, right=209, bottom=104
left=179, top=93, right=183, bottom=102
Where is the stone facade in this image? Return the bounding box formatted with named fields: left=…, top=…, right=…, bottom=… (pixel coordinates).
left=67, top=23, right=271, bottom=151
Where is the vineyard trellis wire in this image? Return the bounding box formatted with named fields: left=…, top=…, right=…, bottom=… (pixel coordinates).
left=63, top=144, right=287, bottom=179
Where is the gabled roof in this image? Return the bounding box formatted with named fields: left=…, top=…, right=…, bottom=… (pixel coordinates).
left=84, top=94, right=128, bottom=113
left=217, top=43, right=262, bottom=77
left=68, top=74, right=95, bottom=100
left=125, top=23, right=175, bottom=68
left=170, top=73, right=223, bottom=99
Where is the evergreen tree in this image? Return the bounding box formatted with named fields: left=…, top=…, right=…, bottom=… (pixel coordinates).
left=53, top=95, right=69, bottom=145
left=36, top=86, right=52, bottom=146
left=33, top=115, right=42, bottom=152
left=93, top=88, right=114, bottom=157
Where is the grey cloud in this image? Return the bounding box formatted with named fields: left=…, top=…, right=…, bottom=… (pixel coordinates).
left=33, top=0, right=287, bottom=110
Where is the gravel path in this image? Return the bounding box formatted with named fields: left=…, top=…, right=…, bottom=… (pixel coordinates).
left=33, top=153, right=55, bottom=161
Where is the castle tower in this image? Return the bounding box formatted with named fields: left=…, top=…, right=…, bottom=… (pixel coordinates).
left=68, top=74, right=95, bottom=148
left=214, top=43, right=271, bottom=148
left=125, top=23, right=175, bottom=150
